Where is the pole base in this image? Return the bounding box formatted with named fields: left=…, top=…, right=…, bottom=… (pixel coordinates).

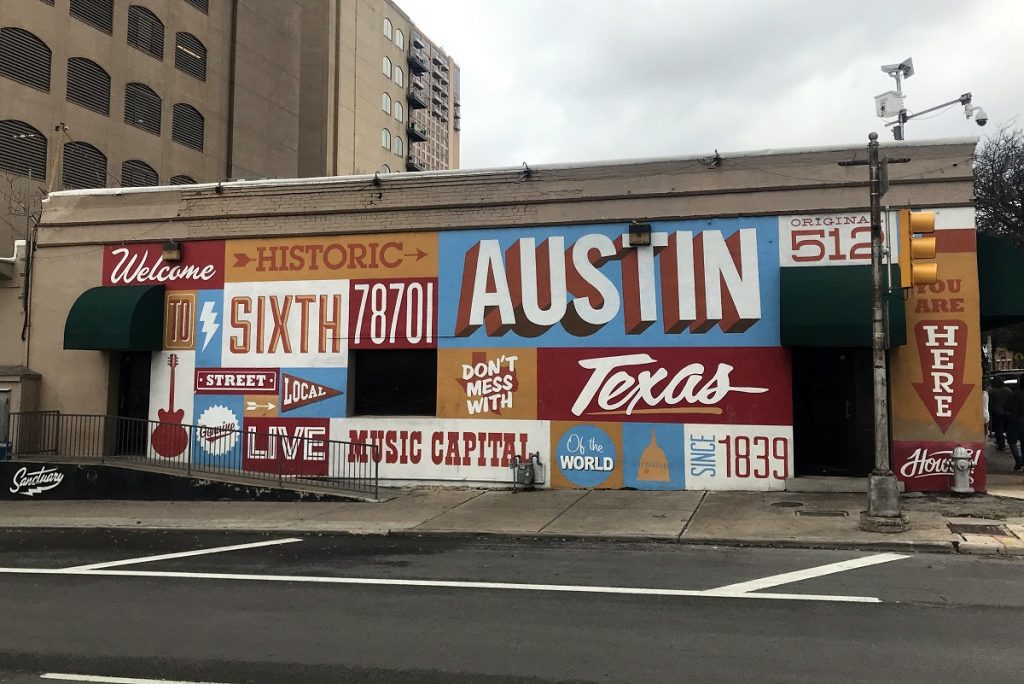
left=859, top=511, right=911, bottom=533
left=860, top=472, right=910, bottom=533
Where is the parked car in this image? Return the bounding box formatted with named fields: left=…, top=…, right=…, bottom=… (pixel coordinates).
left=990, top=369, right=1024, bottom=388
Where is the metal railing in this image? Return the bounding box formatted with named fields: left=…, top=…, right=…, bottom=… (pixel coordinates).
left=7, top=412, right=380, bottom=499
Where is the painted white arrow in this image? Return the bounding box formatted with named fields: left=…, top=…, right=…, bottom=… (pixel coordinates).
left=245, top=401, right=277, bottom=411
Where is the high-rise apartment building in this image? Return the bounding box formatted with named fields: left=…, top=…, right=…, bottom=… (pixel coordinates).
left=0, top=0, right=460, bottom=368
left=298, top=0, right=461, bottom=177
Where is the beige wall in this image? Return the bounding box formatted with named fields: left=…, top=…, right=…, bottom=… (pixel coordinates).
left=23, top=241, right=107, bottom=415
left=0, top=0, right=235, bottom=189
left=230, top=0, right=303, bottom=180
left=298, top=0, right=336, bottom=177
left=0, top=246, right=27, bottom=368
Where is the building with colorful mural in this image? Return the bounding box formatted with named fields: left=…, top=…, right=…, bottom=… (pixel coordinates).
left=12, top=138, right=988, bottom=493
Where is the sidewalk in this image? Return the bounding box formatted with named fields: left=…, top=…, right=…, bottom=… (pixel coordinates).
left=2, top=444, right=1023, bottom=556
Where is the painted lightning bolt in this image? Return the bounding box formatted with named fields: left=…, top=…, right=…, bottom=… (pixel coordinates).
left=199, top=301, right=219, bottom=352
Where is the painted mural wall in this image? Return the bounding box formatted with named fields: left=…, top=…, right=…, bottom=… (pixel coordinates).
left=888, top=207, right=986, bottom=493
left=777, top=206, right=985, bottom=492
left=105, top=218, right=795, bottom=489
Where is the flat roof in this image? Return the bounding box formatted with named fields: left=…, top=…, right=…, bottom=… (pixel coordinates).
left=47, top=136, right=979, bottom=199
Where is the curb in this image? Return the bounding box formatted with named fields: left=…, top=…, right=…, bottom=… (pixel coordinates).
left=0, top=521, right=968, bottom=555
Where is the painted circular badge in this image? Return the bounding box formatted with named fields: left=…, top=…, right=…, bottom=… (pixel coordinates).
left=556, top=424, right=617, bottom=488
left=196, top=405, right=240, bottom=456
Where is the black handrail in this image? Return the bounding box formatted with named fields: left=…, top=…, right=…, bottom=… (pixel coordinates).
left=7, top=411, right=379, bottom=499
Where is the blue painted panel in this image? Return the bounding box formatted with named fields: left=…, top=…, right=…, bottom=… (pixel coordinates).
left=621, top=423, right=686, bottom=490
left=438, top=218, right=780, bottom=348
left=195, top=289, right=224, bottom=368
left=191, top=394, right=244, bottom=469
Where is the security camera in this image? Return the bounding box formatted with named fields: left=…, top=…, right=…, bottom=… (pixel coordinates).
left=965, top=104, right=988, bottom=126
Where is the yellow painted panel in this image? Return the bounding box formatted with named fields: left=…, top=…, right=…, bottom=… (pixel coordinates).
left=436, top=348, right=537, bottom=420
left=225, top=232, right=438, bottom=282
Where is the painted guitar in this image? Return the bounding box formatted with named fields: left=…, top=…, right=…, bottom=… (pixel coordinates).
left=151, top=353, right=189, bottom=458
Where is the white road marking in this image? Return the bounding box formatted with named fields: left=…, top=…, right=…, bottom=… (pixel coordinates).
left=63, top=538, right=303, bottom=571
left=41, top=674, right=229, bottom=683
left=0, top=567, right=881, bottom=603
left=703, top=552, right=909, bottom=596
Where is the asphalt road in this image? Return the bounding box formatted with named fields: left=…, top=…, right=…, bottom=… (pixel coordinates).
left=0, top=529, right=1021, bottom=683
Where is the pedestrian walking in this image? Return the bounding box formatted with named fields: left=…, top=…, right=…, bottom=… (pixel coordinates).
left=1005, top=376, right=1024, bottom=471
left=989, top=377, right=1013, bottom=450
left=983, top=384, right=990, bottom=438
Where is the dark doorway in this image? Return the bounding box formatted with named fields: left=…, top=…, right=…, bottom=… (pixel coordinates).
left=792, top=347, right=874, bottom=477
left=351, top=349, right=437, bottom=416
left=115, top=351, right=151, bottom=455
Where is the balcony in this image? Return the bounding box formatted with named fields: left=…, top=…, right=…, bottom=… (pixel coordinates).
left=431, top=53, right=446, bottom=67
left=431, top=90, right=443, bottom=106
left=406, top=155, right=427, bottom=172
left=407, top=49, right=428, bottom=74
left=407, top=85, right=428, bottom=109
left=407, top=120, right=428, bottom=142
left=411, top=32, right=425, bottom=49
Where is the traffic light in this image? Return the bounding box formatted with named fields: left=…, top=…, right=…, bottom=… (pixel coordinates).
left=897, top=208, right=937, bottom=287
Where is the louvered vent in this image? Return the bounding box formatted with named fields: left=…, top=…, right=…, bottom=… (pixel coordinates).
left=174, top=32, right=206, bottom=81
left=66, top=58, right=110, bottom=115
left=171, top=103, right=204, bottom=150
left=62, top=141, right=107, bottom=189
left=124, top=82, right=162, bottom=134
left=0, top=27, right=51, bottom=91
left=184, top=0, right=209, bottom=14
left=121, top=159, right=158, bottom=187
left=69, top=0, right=114, bottom=34
left=170, top=174, right=196, bottom=185
left=0, top=120, right=47, bottom=180
left=127, top=6, right=165, bottom=60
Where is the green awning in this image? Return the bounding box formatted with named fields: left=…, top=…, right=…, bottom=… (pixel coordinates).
left=64, top=285, right=165, bottom=351
left=978, top=234, right=1024, bottom=330
left=781, top=265, right=906, bottom=347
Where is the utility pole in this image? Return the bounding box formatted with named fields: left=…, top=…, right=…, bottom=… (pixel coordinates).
left=839, top=133, right=910, bottom=532
left=863, top=133, right=909, bottom=531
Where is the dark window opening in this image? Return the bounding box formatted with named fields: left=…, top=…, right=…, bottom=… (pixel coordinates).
left=352, top=350, right=437, bottom=416
left=70, top=0, right=114, bottom=34
left=124, top=82, right=161, bottom=134
left=174, top=32, right=206, bottom=80
left=121, top=159, right=158, bottom=187
left=127, top=5, right=165, bottom=60
left=170, top=174, right=196, bottom=185
left=62, top=141, right=107, bottom=189
left=0, top=27, right=51, bottom=91
left=0, top=120, right=47, bottom=180
left=183, top=0, right=209, bottom=14
left=66, top=57, right=110, bottom=115
left=171, top=103, right=204, bottom=150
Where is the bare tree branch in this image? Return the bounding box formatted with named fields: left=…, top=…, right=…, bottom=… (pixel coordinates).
left=975, top=126, right=1024, bottom=246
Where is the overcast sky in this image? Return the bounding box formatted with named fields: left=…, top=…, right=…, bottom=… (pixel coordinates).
left=399, top=0, right=1024, bottom=169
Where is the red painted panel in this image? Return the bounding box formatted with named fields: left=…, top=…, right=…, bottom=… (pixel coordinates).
left=537, top=347, right=792, bottom=425
left=103, top=241, right=225, bottom=290
left=195, top=368, right=278, bottom=395
left=347, top=277, right=437, bottom=348
left=893, top=440, right=986, bottom=493
left=243, top=417, right=330, bottom=476
left=912, top=320, right=974, bottom=433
